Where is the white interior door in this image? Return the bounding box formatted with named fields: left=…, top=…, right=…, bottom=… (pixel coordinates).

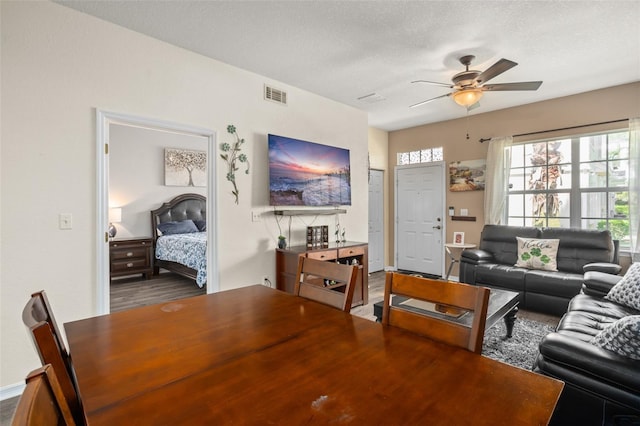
left=368, top=169, right=384, bottom=272
left=395, top=163, right=445, bottom=276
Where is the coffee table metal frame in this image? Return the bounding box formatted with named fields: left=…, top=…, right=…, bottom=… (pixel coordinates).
left=373, top=286, right=520, bottom=338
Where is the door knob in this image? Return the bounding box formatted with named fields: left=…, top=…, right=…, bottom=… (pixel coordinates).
left=433, top=225, right=442, bottom=230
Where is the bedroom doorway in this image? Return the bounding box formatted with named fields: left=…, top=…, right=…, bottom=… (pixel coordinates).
left=96, top=110, right=218, bottom=315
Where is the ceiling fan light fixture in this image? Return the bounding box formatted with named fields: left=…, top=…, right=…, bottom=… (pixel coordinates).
left=452, top=88, right=483, bottom=107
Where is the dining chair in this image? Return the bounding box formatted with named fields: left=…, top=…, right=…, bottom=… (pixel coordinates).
left=294, top=256, right=359, bottom=312
left=22, top=291, right=84, bottom=425
left=381, top=272, right=490, bottom=354
left=12, top=364, right=76, bottom=426
left=22, top=291, right=69, bottom=358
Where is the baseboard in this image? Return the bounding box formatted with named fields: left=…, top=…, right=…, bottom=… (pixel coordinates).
left=0, top=382, right=25, bottom=401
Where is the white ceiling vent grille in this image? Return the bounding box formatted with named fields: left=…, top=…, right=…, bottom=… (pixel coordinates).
left=264, top=85, right=287, bottom=105
left=357, top=92, right=386, bottom=103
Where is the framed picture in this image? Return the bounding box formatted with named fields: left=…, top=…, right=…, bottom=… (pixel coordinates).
left=449, top=159, right=486, bottom=191
left=165, top=148, right=207, bottom=187
left=453, top=232, right=465, bottom=245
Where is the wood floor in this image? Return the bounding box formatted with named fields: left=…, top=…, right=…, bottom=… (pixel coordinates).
left=110, top=272, right=206, bottom=312
left=111, top=270, right=385, bottom=318
left=117, top=270, right=386, bottom=319
left=350, top=270, right=385, bottom=320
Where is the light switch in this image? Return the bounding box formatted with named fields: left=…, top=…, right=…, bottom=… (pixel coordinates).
left=460, top=209, right=468, bottom=216
left=59, top=213, right=72, bottom=230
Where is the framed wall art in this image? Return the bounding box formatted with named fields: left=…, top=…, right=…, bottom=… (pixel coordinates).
left=449, top=159, right=486, bottom=192
left=165, top=148, right=207, bottom=187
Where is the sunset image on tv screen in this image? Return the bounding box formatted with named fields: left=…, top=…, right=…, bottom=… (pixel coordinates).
left=268, top=134, right=351, bottom=206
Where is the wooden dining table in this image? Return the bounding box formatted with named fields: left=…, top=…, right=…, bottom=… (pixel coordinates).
left=65, top=285, right=563, bottom=425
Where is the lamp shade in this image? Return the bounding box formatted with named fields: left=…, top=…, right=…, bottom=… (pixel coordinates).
left=452, top=88, right=483, bottom=107
left=109, top=207, right=122, bottom=223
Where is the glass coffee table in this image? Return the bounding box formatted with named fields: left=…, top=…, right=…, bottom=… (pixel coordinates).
left=373, top=287, right=520, bottom=338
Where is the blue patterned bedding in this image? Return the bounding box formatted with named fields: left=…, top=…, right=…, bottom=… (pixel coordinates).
left=155, top=232, right=207, bottom=287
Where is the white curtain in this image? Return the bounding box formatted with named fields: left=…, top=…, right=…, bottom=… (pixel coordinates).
left=629, top=117, right=640, bottom=262
left=484, top=136, right=513, bottom=225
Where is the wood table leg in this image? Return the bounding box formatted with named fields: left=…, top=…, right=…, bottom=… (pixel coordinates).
left=503, top=306, right=518, bottom=339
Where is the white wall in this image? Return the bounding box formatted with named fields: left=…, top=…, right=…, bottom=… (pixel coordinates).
left=0, top=1, right=368, bottom=392
left=109, top=124, right=208, bottom=239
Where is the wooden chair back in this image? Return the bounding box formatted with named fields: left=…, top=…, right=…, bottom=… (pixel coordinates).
left=22, top=291, right=84, bottom=424
left=11, top=364, right=76, bottom=426
left=22, top=291, right=69, bottom=358
left=381, top=272, right=490, bottom=354
left=294, top=257, right=359, bottom=312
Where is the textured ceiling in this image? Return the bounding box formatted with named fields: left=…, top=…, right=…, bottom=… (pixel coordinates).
left=56, top=1, right=640, bottom=131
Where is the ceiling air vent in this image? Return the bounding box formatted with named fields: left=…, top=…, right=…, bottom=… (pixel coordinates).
left=264, top=85, right=287, bottom=105
left=357, top=93, right=386, bottom=103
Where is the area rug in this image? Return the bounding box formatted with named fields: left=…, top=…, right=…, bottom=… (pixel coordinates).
left=482, top=318, right=556, bottom=370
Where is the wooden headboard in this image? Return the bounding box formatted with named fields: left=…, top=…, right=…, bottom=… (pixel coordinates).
left=150, top=193, right=206, bottom=243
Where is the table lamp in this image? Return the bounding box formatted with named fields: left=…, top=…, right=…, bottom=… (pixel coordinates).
left=108, top=207, right=122, bottom=239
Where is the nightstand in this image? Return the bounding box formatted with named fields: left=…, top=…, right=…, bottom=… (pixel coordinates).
left=109, top=237, right=153, bottom=280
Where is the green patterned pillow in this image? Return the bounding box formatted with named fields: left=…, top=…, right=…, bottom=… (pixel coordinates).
left=514, top=237, right=559, bottom=271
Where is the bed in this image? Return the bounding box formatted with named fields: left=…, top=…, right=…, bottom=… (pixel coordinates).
left=150, top=193, right=207, bottom=287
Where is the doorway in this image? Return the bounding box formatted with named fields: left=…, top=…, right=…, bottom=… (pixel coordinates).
left=368, top=169, right=384, bottom=272
left=96, top=110, right=218, bottom=315
left=395, top=163, right=445, bottom=277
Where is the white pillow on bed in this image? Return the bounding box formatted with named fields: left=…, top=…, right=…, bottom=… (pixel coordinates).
left=157, top=219, right=199, bottom=235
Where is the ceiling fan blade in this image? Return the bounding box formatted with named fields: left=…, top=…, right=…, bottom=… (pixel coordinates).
left=411, top=80, right=453, bottom=88
left=409, top=93, right=451, bottom=108
left=475, top=58, right=517, bottom=84
left=482, top=81, right=543, bottom=91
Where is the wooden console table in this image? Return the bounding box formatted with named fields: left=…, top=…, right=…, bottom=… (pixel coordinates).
left=276, top=241, right=368, bottom=307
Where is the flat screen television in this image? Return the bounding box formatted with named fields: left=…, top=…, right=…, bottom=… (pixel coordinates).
left=268, top=134, right=351, bottom=206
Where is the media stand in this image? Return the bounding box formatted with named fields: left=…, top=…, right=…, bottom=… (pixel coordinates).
left=276, top=241, right=368, bottom=307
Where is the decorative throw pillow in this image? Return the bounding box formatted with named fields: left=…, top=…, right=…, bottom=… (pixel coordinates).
left=605, top=262, right=640, bottom=311
left=193, top=220, right=206, bottom=232
left=514, top=237, right=559, bottom=271
left=591, top=315, right=640, bottom=361
left=157, top=219, right=199, bottom=235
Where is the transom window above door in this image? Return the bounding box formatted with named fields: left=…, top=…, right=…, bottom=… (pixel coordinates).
left=397, top=147, right=443, bottom=165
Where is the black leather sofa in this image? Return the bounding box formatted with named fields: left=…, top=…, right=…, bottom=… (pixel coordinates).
left=459, top=225, right=620, bottom=316
left=534, top=272, right=640, bottom=421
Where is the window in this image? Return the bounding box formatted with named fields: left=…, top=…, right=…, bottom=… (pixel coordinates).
left=507, top=130, right=630, bottom=249
left=397, top=147, right=443, bottom=165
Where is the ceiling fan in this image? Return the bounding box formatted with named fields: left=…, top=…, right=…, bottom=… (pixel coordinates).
left=410, top=55, right=542, bottom=109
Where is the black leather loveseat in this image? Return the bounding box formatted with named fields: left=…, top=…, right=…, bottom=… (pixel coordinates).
left=534, top=271, right=640, bottom=421
left=459, top=225, right=620, bottom=316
